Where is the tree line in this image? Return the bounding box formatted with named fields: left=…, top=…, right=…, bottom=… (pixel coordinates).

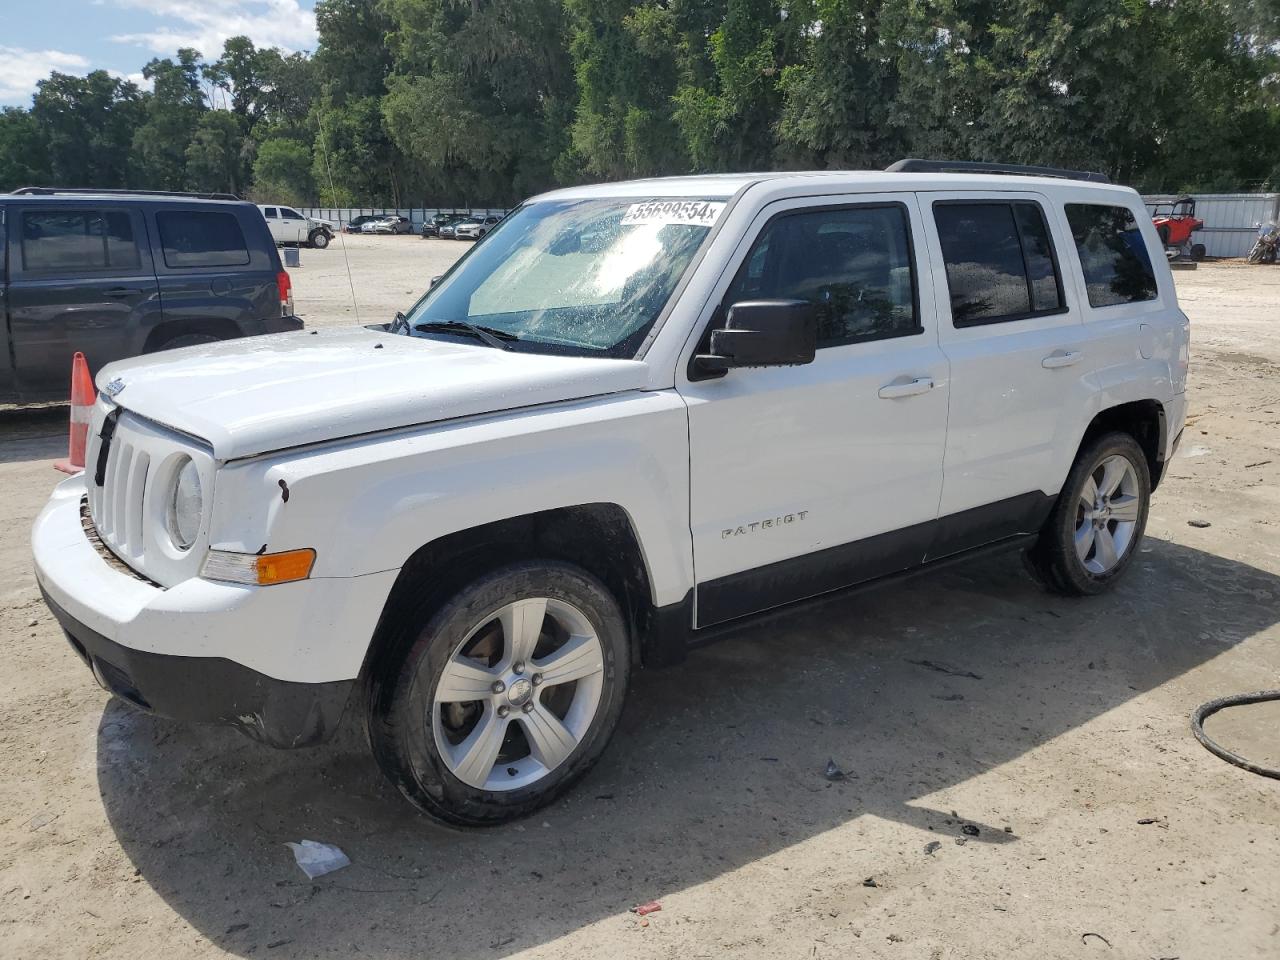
left=0, top=0, right=1277, bottom=207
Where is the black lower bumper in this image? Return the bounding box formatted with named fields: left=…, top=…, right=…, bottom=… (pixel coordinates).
left=41, top=588, right=353, bottom=749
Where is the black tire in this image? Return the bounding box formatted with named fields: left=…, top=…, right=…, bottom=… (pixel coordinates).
left=309, top=229, right=330, bottom=249
left=148, top=331, right=222, bottom=352
left=368, top=561, right=630, bottom=826
left=1027, top=431, right=1151, bottom=596
left=1190, top=243, right=1206, bottom=261
left=1157, top=225, right=1171, bottom=247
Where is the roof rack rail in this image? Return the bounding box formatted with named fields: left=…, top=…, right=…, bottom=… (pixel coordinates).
left=885, top=159, right=1110, bottom=184
left=10, top=186, right=242, bottom=201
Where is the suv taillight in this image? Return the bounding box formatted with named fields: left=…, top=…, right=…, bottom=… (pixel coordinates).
left=277, top=270, right=294, bottom=317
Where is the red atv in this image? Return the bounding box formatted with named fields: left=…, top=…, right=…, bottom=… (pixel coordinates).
left=1150, top=197, right=1206, bottom=261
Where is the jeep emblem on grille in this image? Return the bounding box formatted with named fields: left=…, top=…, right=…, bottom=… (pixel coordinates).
left=104, top=378, right=126, bottom=397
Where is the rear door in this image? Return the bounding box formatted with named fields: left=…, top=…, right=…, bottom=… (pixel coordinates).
left=0, top=204, right=15, bottom=399
left=919, top=191, right=1092, bottom=553
left=6, top=204, right=160, bottom=398
left=261, top=207, right=285, bottom=244
left=150, top=205, right=280, bottom=335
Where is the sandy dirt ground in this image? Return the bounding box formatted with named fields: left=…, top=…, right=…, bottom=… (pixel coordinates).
left=1, top=242, right=1278, bottom=960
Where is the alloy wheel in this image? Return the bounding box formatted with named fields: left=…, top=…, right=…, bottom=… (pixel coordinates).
left=430, top=597, right=605, bottom=791
left=1074, top=454, right=1142, bottom=575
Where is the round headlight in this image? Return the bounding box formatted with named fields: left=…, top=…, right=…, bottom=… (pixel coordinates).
left=166, top=457, right=203, bottom=550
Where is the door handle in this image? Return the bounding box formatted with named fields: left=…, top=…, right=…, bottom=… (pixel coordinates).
left=878, top=376, right=934, bottom=399
left=1042, top=350, right=1082, bottom=369
left=105, top=287, right=143, bottom=298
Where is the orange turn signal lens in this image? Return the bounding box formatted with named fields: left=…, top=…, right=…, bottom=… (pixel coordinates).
left=255, top=549, right=316, bottom=585
left=201, top=548, right=317, bottom=586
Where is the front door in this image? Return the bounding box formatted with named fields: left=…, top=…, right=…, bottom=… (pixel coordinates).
left=680, top=194, right=950, bottom=627
left=6, top=205, right=160, bottom=399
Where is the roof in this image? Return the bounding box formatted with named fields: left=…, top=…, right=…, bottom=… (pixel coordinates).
left=4, top=191, right=250, bottom=208
left=533, top=170, right=1134, bottom=204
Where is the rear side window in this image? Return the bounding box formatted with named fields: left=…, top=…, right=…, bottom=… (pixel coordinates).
left=1065, top=204, right=1158, bottom=307
left=156, top=211, right=250, bottom=268
left=933, top=201, right=1066, bottom=326
left=725, top=203, right=920, bottom=347
left=21, top=210, right=140, bottom=273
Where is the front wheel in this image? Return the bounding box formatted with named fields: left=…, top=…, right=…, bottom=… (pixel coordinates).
left=368, top=561, right=630, bottom=826
left=309, top=230, right=330, bottom=249
left=1027, top=432, right=1151, bottom=596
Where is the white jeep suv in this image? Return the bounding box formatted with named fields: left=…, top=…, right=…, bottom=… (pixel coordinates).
left=34, top=162, right=1189, bottom=825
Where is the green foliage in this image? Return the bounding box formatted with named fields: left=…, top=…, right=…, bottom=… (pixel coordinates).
left=252, top=138, right=315, bottom=204
left=0, top=0, right=1276, bottom=199
left=186, top=111, right=249, bottom=195
left=31, top=71, right=145, bottom=188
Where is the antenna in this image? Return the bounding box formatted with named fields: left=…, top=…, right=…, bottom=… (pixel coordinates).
left=315, top=110, right=361, bottom=325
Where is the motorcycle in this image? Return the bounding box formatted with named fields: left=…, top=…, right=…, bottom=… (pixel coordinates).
left=1247, top=221, right=1279, bottom=264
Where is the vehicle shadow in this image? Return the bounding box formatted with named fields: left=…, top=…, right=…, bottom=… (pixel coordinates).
left=0, top=406, right=67, bottom=466
left=95, top=536, right=1277, bottom=958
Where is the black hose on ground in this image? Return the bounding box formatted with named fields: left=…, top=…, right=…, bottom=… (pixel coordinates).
left=1191, top=691, right=1280, bottom=780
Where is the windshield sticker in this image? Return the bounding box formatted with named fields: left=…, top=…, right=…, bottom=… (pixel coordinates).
left=621, top=200, right=725, bottom=227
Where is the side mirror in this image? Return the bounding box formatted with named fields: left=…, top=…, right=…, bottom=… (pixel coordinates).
left=694, top=300, right=817, bottom=377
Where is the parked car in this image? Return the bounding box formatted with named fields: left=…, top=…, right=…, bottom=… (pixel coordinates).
left=33, top=162, right=1188, bottom=827
left=363, top=215, right=412, bottom=235
left=344, top=215, right=380, bottom=234
left=257, top=205, right=334, bottom=249
left=454, top=215, right=503, bottom=240
left=1, top=187, right=301, bottom=402
left=421, top=213, right=468, bottom=238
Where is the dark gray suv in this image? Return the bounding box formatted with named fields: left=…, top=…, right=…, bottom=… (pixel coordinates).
left=0, top=188, right=303, bottom=402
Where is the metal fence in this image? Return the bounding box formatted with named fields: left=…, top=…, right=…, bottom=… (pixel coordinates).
left=298, top=207, right=509, bottom=233
left=1142, top=193, right=1279, bottom=258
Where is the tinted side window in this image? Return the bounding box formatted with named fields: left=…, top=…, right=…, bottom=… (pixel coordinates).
left=1014, top=203, right=1062, bottom=312
left=21, top=210, right=140, bottom=273
left=1065, top=204, right=1158, bottom=307
left=157, top=211, right=251, bottom=268
left=725, top=204, right=919, bottom=347
left=934, top=201, right=1065, bottom=326
left=280, top=208, right=302, bottom=219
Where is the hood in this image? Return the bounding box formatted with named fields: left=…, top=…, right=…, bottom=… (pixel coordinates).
left=98, top=328, right=649, bottom=461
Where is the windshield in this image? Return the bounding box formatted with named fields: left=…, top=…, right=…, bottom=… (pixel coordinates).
left=404, top=197, right=724, bottom=357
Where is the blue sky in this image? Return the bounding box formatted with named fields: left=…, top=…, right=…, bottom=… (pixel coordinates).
left=0, top=0, right=319, bottom=106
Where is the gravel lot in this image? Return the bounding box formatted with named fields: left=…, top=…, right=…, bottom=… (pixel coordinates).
left=2, top=245, right=1279, bottom=960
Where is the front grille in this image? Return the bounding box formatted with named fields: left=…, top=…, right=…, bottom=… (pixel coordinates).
left=80, top=497, right=157, bottom=585
left=89, top=428, right=151, bottom=564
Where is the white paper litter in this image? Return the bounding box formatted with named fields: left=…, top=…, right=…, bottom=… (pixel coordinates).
left=285, top=839, right=351, bottom=879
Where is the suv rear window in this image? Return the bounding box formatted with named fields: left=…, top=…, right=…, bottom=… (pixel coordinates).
left=1065, top=204, right=1158, bottom=307
left=21, top=210, right=140, bottom=273
left=933, top=201, right=1065, bottom=326
left=156, top=211, right=250, bottom=268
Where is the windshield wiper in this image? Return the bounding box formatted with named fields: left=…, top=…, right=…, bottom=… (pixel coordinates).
left=414, top=319, right=517, bottom=350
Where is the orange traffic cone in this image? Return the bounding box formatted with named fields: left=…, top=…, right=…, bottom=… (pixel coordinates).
left=54, top=353, right=95, bottom=475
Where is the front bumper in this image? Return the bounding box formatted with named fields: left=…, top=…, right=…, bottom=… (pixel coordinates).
left=33, top=476, right=396, bottom=747
left=43, top=587, right=351, bottom=748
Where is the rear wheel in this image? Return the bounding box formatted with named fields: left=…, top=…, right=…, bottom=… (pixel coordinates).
left=1027, top=432, right=1150, bottom=596
left=368, top=561, right=629, bottom=826
left=1190, top=242, right=1206, bottom=261
left=149, top=331, right=222, bottom=352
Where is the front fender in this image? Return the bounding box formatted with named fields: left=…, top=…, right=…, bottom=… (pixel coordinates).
left=208, top=391, right=695, bottom=610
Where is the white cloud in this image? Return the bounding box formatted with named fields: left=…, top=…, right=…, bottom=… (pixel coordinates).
left=0, top=47, right=93, bottom=104
left=110, top=0, right=317, bottom=59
